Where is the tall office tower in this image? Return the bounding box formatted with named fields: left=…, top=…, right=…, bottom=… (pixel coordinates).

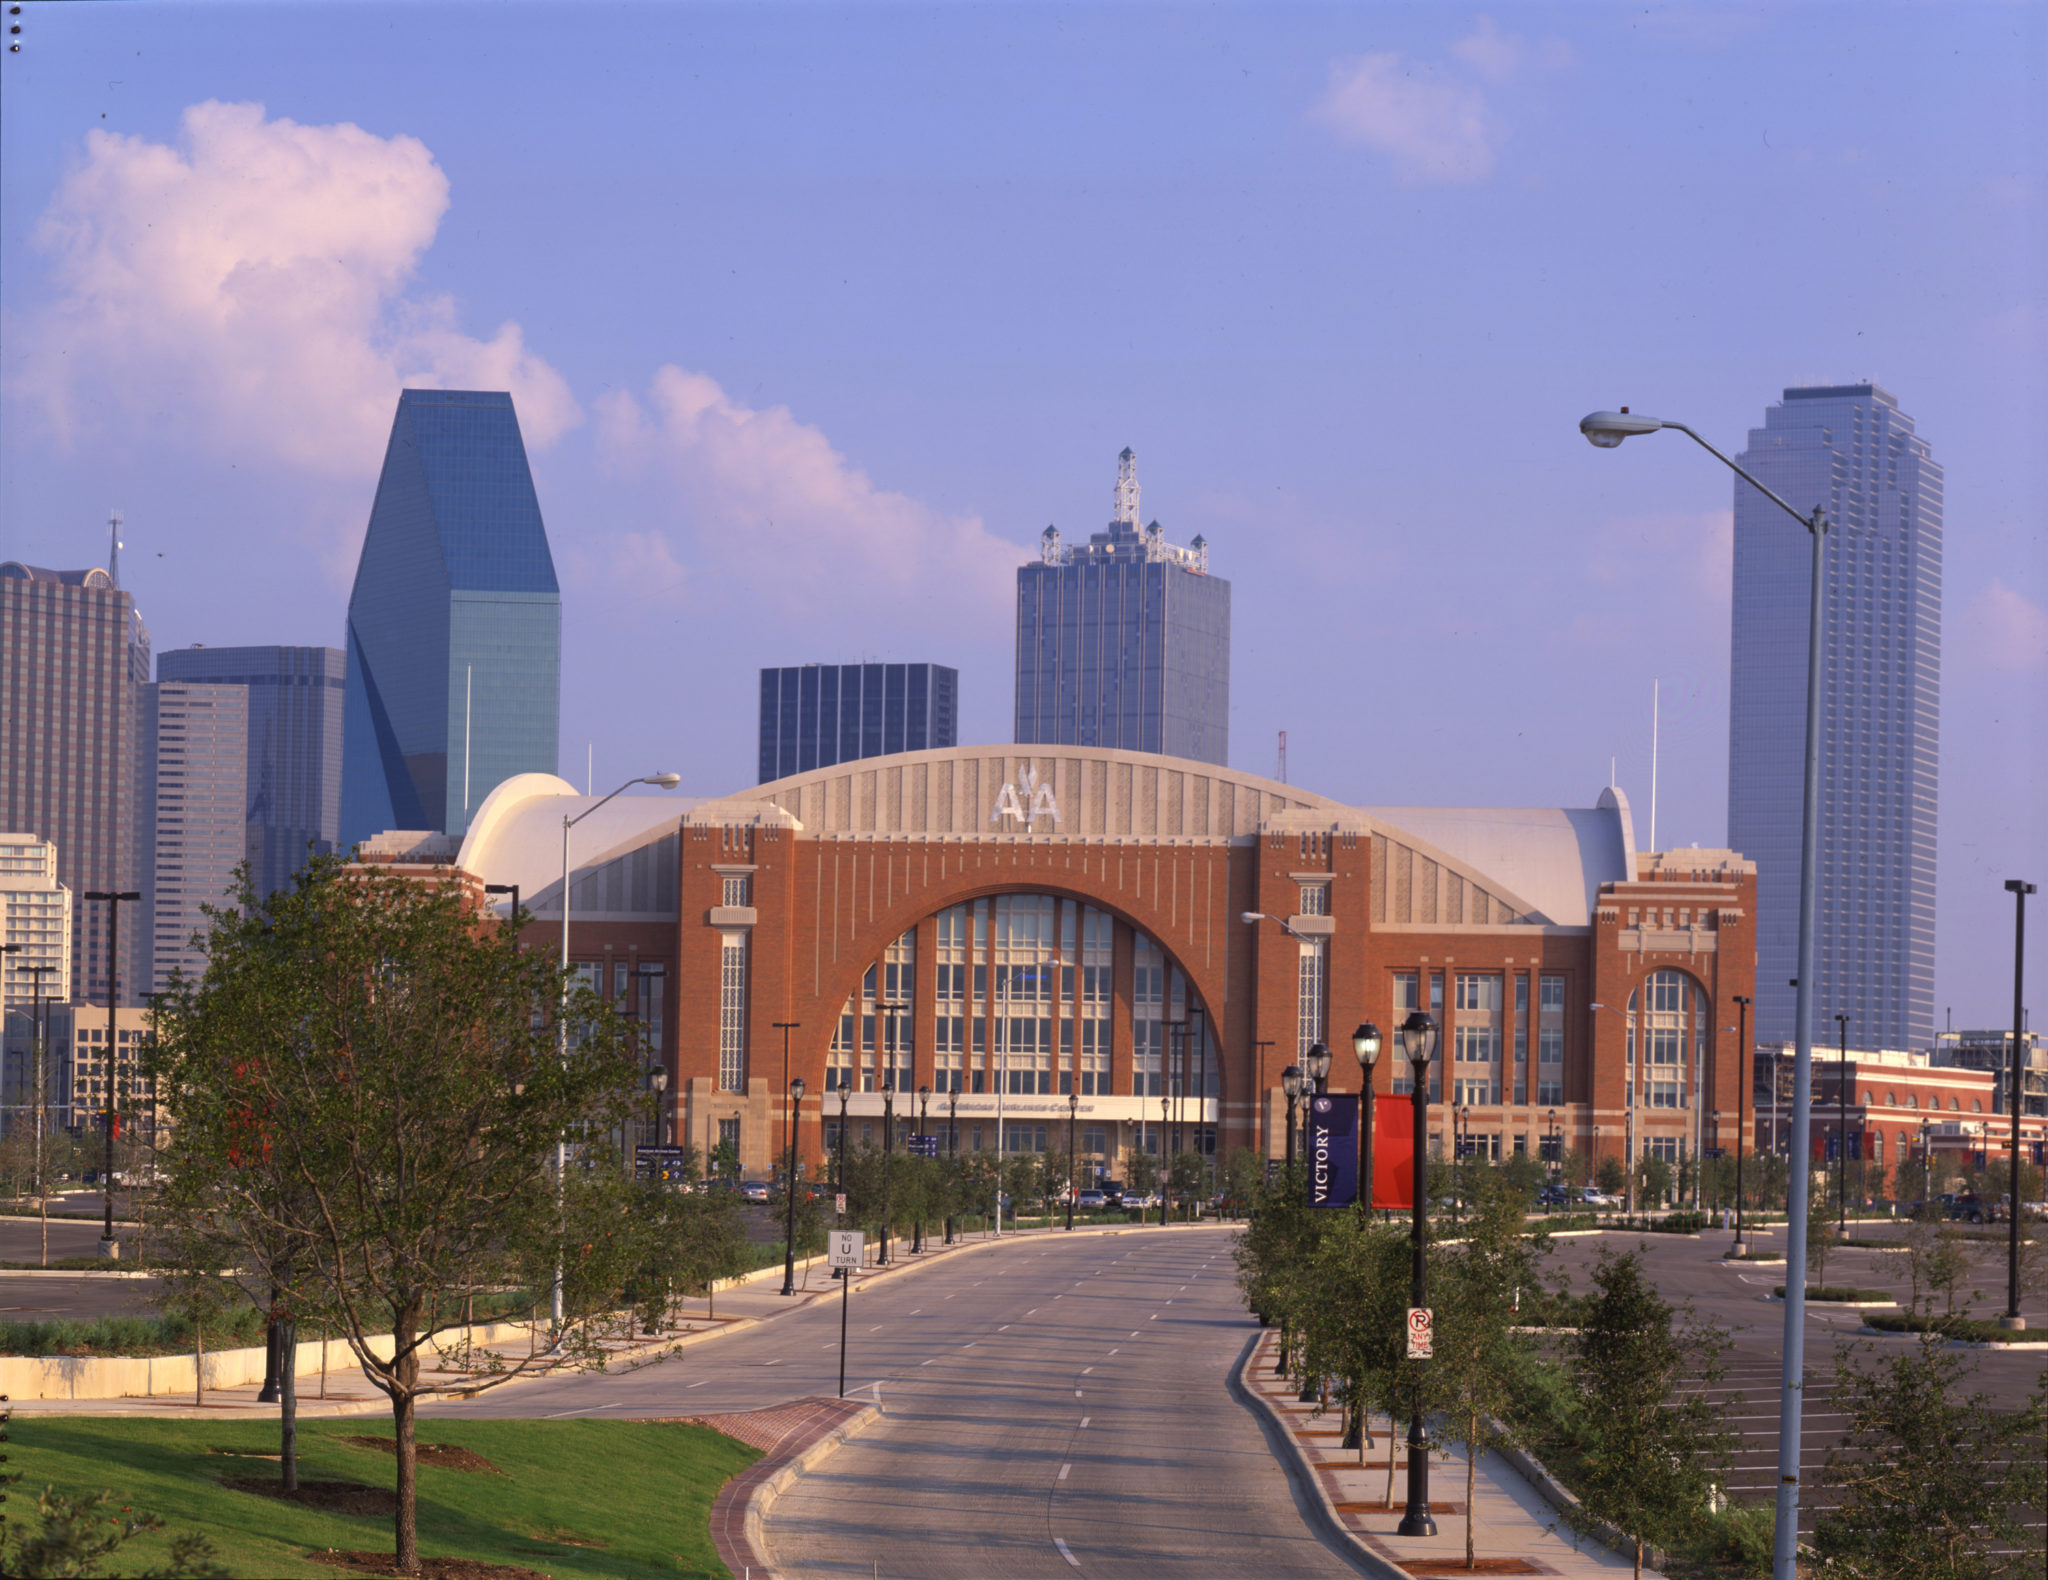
left=340, top=390, right=561, bottom=847
left=0, top=562, right=152, bottom=1004
left=139, top=683, right=250, bottom=992
left=1728, top=384, right=1941, bottom=1052
left=757, top=663, right=959, bottom=783
left=157, top=645, right=345, bottom=899
left=0, top=835, right=71, bottom=1132
left=1014, top=449, right=1231, bottom=766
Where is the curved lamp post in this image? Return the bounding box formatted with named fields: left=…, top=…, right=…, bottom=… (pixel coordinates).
left=1397, top=1009, right=1439, bottom=1538
left=1582, top=406, right=1826, bottom=1578
left=779, top=1077, right=806, bottom=1295
left=1353, top=1023, right=1382, bottom=1218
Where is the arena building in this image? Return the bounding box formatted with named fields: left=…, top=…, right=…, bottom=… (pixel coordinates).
left=376, top=746, right=1760, bottom=1185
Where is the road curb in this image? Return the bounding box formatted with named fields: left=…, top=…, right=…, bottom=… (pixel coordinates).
left=744, top=1400, right=884, bottom=1579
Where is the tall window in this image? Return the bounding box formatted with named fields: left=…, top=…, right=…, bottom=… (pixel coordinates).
left=721, top=874, right=751, bottom=907
left=1133, top=933, right=1165, bottom=1096
left=1391, top=971, right=1420, bottom=1094
left=933, top=905, right=966, bottom=1091
left=1298, top=882, right=1329, bottom=916
left=995, top=895, right=1057, bottom=1095
left=1629, top=969, right=1697, bottom=1110
left=1297, top=939, right=1326, bottom=1057
left=1077, top=907, right=1112, bottom=1094
left=878, top=930, right=916, bottom=1092
left=717, top=938, right=748, bottom=1092
left=1453, top=973, right=1503, bottom=1075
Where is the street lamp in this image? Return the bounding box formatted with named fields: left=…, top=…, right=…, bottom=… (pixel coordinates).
left=2002, top=879, right=2035, bottom=1332
left=945, top=1085, right=960, bottom=1246
left=1304, top=1040, right=1332, bottom=1094
left=1835, top=1014, right=1852, bottom=1236
left=877, top=1002, right=907, bottom=1265
left=1732, top=995, right=1752, bottom=1254
left=1582, top=405, right=1828, bottom=1578
left=1281, top=1064, right=1304, bottom=1170
left=1546, top=1107, right=1560, bottom=1194
left=82, top=890, right=141, bottom=1259
left=1397, top=1009, right=1439, bottom=1538
left=1353, top=1023, right=1382, bottom=1219
left=483, top=882, right=521, bottom=930
left=913, top=1085, right=931, bottom=1253
left=1066, top=1090, right=1080, bottom=1231
left=18, top=960, right=58, bottom=1266
left=555, top=773, right=679, bottom=1323
left=779, top=1077, right=807, bottom=1296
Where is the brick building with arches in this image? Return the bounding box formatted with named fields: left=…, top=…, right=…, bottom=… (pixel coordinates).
left=388, top=746, right=1758, bottom=1185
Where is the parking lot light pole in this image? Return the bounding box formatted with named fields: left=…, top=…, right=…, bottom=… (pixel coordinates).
left=946, top=1085, right=960, bottom=1246
left=2003, top=879, right=2034, bottom=1331
left=1066, top=1091, right=1079, bottom=1231
left=780, top=1078, right=807, bottom=1296
left=1397, top=1010, right=1439, bottom=1538
left=1835, top=1014, right=1852, bottom=1234
left=913, top=1085, right=931, bottom=1253
left=83, top=890, right=142, bottom=1258
left=1732, top=995, right=1752, bottom=1254
left=1582, top=407, right=1828, bottom=1579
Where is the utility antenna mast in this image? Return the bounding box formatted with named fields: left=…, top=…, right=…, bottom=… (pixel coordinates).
left=107, top=510, right=124, bottom=589
left=1112, top=447, right=1140, bottom=526
left=1277, top=730, right=1288, bottom=785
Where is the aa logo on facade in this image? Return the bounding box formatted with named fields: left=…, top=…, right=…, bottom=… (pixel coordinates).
left=991, top=765, right=1061, bottom=826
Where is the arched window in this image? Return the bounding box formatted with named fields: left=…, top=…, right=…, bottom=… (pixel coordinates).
left=1971, top=1099, right=1983, bottom=1114
left=1886, top=1091, right=1897, bottom=1107
left=1627, top=969, right=1701, bottom=1109
left=1871, top=1132, right=1884, bottom=1166
left=1949, top=1097, right=1961, bottom=1112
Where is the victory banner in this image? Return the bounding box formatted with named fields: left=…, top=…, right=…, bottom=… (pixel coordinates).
left=1306, top=1092, right=1360, bottom=1208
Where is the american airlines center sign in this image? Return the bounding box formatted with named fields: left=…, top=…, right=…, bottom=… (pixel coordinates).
left=990, top=764, right=1061, bottom=826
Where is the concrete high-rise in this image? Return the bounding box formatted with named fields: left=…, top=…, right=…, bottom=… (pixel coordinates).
left=157, top=645, right=344, bottom=899
left=0, top=562, right=152, bottom=1004
left=340, top=389, right=561, bottom=848
left=1015, top=449, right=1230, bottom=766
left=758, top=663, right=959, bottom=784
left=139, top=682, right=249, bottom=993
left=1728, top=384, right=1941, bottom=1053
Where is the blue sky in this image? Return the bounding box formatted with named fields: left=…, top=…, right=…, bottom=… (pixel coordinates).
left=2, top=1, right=2042, bottom=1023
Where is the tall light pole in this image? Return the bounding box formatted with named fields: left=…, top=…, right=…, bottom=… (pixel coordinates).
left=1353, top=1023, right=1382, bottom=1219
left=835, top=1083, right=851, bottom=1281
left=945, top=1084, right=960, bottom=1246
left=83, top=890, right=142, bottom=1259
left=1254, top=1039, right=1276, bottom=1160
left=1835, top=1013, right=1852, bottom=1236
left=1397, top=1010, right=1439, bottom=1538
left=1546, top=1107, right=1559, bottom=1190
left=555, top=773, right=679, bottom=1322
left=774, top=1021, right=802, bottom=1186
left=1066, top=1090, right=1079, bottom=1231
left=1281, top=1065, right=1303, bottom=1171
left=21, top=961, right=58, bottom=1266
left=913, top=1084, right=931, bottom=1253
left=2002, top=879, right=2034, bottom=1331
left=1583, top=406, right=1828, bottom=1577
left=1732, top=995, right=1752, bottom=1254
left=779, top=1077, right=806, bottom=1295
left=877, top=1002, right=907, bottom=1265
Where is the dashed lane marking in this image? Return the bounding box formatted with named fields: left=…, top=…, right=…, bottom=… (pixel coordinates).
left=1054, top=1537, right=1081, bottom=1567
left=1080, top=1417, right=1090, bottom=1428
left=1082, top=1366, right=1094, bottom=1374
left=1059, top=1463, right=1072, bottom=1480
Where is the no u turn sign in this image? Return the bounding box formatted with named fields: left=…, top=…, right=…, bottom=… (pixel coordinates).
left=1406, top=1306, right=1434, bottom=1360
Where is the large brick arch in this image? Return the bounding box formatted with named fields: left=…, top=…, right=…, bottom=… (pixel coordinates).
left=779, top=837, right=1250, bottom=1110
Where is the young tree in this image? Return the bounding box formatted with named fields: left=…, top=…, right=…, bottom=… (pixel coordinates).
left=1636, top=1153, right=1674, bottom=1209
left=1569, top=1250, right=1729, bottom=1579
left=1123, top=1145, right=1162, bottom=1207
left=1815, top=1337, right=2047, bottom=1579
left=148, top=857, right=644, bottom=1575
left=1807, top=1182, right=1840, bottom=1293
left=1168, top=1148, right=1208, bottom=1220
left=1596, top=1155, right=1628, bottom=1197
left=1500, top=1149, right=1546, bottom=1203
left=1561, top=1148, right=1593, bottom=1190
left=1222, top=1145, right=1266, bottom=1217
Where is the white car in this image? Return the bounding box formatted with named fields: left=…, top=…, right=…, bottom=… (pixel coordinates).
left=1578, top=1188, right=1618, bottom=1208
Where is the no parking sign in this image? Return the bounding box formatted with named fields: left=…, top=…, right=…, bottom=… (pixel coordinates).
left=1406, top=1306, right=1434, bottom=1360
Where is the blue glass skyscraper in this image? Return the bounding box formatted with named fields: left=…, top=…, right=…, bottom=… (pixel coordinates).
left=1014, top=449, right=1231, bottom=766
left=340, top=390, right=561, bottom=846
left=758, top=663, right=958, bottom=784
left=1728, top=384, right=1940, bottom=1053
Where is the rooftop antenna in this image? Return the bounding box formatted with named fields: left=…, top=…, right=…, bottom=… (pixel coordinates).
left=1609, top=755, right=1616, bottom=790
left=1277, top=730, right=1287, bottom=785
left=1112, top=447, right=1139, bottom=526
left=108, top=509, right=124, bottom=589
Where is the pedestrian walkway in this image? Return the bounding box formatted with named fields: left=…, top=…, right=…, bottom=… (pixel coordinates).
left=1241, top=1330, right=1651, bottom=1576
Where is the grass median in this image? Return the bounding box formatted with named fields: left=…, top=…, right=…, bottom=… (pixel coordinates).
left=6, top=1416, right=758, bottom=1577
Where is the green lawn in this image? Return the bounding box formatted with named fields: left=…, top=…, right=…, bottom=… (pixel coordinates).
left=6, top=1416, right=758, bottom=1577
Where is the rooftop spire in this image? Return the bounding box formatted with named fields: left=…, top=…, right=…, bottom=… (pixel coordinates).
left=1112, top=447, right=1139, bottom=526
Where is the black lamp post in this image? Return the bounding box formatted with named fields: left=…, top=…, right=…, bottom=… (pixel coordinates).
left=2002, top=879, right=2034, bottom=1332
left=1732, top=994, right=1751, bottom=1254
left=1066, top=1090, right=1079, bottom=1231
left=1281, top=1064, right=1304, bottom=1170
left=877, top=1003, right=907, bottom=1266
left=945, top=1085, right=960, bottom=1245
left=649, top=1066, right=669, bottom=1144
left=1835, top=1013, right=1852, bottom=1235
left=483, top=883, right=521, bottom=930
left=834, top=1083, right=851, bottom=1280
left=1353, top=1024, right=1382, bottom=1220
left=779, top=1077, right=806, bottom=1295
left=83, top=890, right=141, bottom=1259
left=913, top=1085, right=931, bottom=1253
left=1546, top=1107, right=1560, bottom=1193
left=1159, top=1085, right=1172, bottom=1226
left=1397, top=1009, right=1439, bottom=1538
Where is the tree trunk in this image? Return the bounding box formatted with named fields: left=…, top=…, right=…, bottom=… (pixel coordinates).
left=194, top=1319, right=205, bottom=1407
left=1465, top=1408, right=1477, bottom=1568
left=280, top=1316, right=298, bottom=1493
left=1633, top=1537, right=1642, bottom=1580
left=393, top=1387, right=420, bottom=1572
left=1386, top=1412, right=1398, bottom=1506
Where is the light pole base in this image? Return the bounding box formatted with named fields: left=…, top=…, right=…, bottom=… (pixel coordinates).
left=1999, top=1314, right=2027, bottom=1332
left=1395, top=1510, right=1438, bottom=1538
left=97, top=1237, right=120, bottom=1261
left=1729, top=1238, right=1748, bottom=1258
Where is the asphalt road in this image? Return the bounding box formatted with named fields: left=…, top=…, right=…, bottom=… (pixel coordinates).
left=427, top=1226, right=1364, bottom=1578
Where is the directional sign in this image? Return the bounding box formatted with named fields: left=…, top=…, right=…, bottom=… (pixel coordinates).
left=1406, top=1306, right=1434, bottom=1361
left=828, top=1230, right=865, bottom=1269
left=906, top=1134, right=940, bottom=1158
left=634, top=1145, right=691, bottom=1184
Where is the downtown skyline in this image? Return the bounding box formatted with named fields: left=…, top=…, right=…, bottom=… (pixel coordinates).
left=0, top=2, right=2040, bottom=1023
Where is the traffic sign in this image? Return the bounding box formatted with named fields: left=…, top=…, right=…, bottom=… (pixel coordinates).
left=907, top=1134, right=940, bottom=1158
left=1406, top=1306, right=1434, bottom=1360
left=634, top=1145, right=691, bottom=1184
left=828, top=1230, right=865, bottom=1269
left=834, top=1192, right=848, bottom=1215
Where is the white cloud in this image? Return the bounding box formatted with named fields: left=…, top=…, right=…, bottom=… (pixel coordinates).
left=1312, top=53, right=1496, bottom=184
left=9, top=100, right=578, bottom=473
left=1956, top=581, right=2048, bottom=674
left=596, top=366, right=1022, bottom=632
left=1449, top=18, right=1524, bottom=83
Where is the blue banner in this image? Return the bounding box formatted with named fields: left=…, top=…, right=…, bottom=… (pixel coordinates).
left=1307, top=1093, right=1360, bottom=1209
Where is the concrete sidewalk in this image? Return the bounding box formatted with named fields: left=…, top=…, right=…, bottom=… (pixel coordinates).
left=1241, top=1329, right=1653, bottom=1577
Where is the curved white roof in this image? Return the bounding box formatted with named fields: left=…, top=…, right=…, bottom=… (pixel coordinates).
left=457, top=772, right=708, bottom=917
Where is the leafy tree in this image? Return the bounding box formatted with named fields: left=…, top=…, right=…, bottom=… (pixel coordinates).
left=1500, top=1150, right=1545, bottom=1203
left=1222, top=1145, right=1266, bottom=1215
left=147, top=856, right=643, bottom=1575
left=0, top=1486, right=228, bottom=1578
left=1561, top=1148, right=1592, bottom=1189
left=1807, top=1182, right=1840, bottom=1292
left=1636, top=1153, right=1674, bottom=1209
left=1569, top=1249, right=1729, bottom=1579
left=1814, top=1337, right=2047, bottom=1579
left=1167, top=1148, right=1208, bottom=1219
left=1596, top=1155, right=1627, bottom=1197
left=1123, top=1145, right=1162, bottom=1205
left=709, top=1132, right=741, bottom=1184
left=147, top=1211, right=241, bottom=1407
left=1290, top=1211, right=1413, bottom=1486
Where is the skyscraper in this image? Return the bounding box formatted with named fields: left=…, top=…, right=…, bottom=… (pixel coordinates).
left=1014, top=449, right=1230, bottom=766
left=0, top=562, right=152, bottom=1004
left=757, top=663, right=959, bottom=784
left=139, top=682, right=249, bottom=993
left=1728, top=384, right=1941, bottom=1052
left=157, top=645, right=345, bottom=899
left=340, top=390, right=561, bottom=847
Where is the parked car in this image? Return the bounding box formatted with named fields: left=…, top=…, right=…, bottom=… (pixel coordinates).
left=739, top=1179, right=771, bottom=1204
left=1945, top=1191, right=1992, bottom=1224
left=1074, top=1189, right=1110, bottom=1210
left=1098, top=1181, right=1127, bottom=1208
left=1535, top=1185, right=1574, bottom=1208
left=1579, top=1187, right=1618, bottom=1208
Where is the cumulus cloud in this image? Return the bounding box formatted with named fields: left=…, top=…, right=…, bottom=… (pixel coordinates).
left=596, top=367, right=1022, bottom=631
left=1312, top=53, right=1496, bottom=184
left=1955, top=581, right=2048, bottom=674
left=1449, top=17, right=1574, bottom=82
left=10, top=100, right=578, bottom=472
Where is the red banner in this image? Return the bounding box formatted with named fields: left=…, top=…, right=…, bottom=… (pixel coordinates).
left=1372, top=1093, right=1417, bottom=1210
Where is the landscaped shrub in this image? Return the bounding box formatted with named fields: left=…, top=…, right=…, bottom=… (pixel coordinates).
left=1770, top=1285, right=1892, bottom=1303
left=1863, top=1311, right=2031, bottom=1344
